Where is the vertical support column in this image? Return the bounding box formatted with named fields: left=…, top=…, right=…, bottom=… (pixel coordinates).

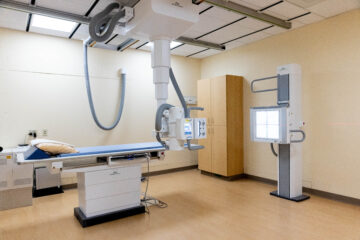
left=151, top=39, right=171, bottom=108
left=270, top=64, right=309, bottom=202
left=278, top=144, right=290, bottom=198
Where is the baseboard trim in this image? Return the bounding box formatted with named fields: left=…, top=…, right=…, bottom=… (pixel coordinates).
left=143, top=165, right=198, bottom=177
left=200, top=170, right=246, bottom=181
left=243, top=174, right=360, bottom=206
left=61, top=165, right=199, bottom=190
left=62, top=183, right=77, bottom=190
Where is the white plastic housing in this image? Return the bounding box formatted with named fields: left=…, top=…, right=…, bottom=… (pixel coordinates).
left=194, top=118, right=207, bottom=139
left=277, top=64, right=303, bottom=199
left=119, top=0, right=199, bottom=41
left=152, top=39, right=170, bottom=107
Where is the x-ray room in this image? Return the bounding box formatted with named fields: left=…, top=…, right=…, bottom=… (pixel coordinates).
left=0, top=0, right=360, bottom=239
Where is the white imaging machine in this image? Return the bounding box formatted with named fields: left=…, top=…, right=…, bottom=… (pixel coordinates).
left=250, top=64, right=309, bottom=202
left=10, top=0, right=208, bottom=228
left=17, top=142, right=166, bottom=227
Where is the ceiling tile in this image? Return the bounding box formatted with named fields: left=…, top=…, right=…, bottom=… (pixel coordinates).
left=290, top=20, right=305, bottom=29
left=235, top=17, right=272, bottom=30
left=224, top=38, right=246, bottom=50
left=263, top=25, right=287, bottom=35
left=36, top=0, right=94, bottom=15
left=263, top=1, right=308, bottom=19
left=308, top=0, right=360, bottom=18
left=71, top=24, right=89, bottom=40
left=193, top=2, right=212, bottom=13
left=202, top=6, right=244, bottom=22
left=185, top=14, right=229, bottom=37
left=232, top=0, right=281, bottom=10
left=138, top=42, right=152, bottom=51
left=238, top=31, right=271, bottom=44
left=225, top=31, right=270, bottom=49
left=171, top=45, right=207, bottom=56
left=296, top=13, right=324, bottom=24
left=0, top=8, right=28, bottom=31
left=199, top=20, right=255, bottom=44
left=107, top=35, right=131, bottom=45
left=191, top=49, right=222, bottom=58
left=130, top=40, right=148, bottom=49
left=182, top=28, right=204, bottom=38
left=14, top=0, right=30, bottom=3
left=90, top=0, right=119, bottom=16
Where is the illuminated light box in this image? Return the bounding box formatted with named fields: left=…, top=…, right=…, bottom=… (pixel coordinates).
left=250, top=106, right=288, bottom=143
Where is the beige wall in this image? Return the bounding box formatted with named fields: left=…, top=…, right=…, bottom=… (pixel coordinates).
left=0, top=28, right=200, bottom=184
left=200, top=9, right=360, bottom=199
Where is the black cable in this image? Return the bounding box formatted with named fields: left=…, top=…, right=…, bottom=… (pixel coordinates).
left=141, top=154, right=168, bottom=213
left=143, top=155, right=150, bottom=214
left=270, top=143, right=278, bottom=157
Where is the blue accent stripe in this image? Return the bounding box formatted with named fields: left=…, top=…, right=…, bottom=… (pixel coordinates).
left=59, top=142, right=164, bottom=157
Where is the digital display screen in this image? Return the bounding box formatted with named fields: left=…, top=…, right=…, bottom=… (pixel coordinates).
left=184, top=122, right=192, bottom=136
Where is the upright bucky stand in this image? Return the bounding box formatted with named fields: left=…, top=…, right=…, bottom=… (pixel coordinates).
left=250, top=64, right=309, bottom=202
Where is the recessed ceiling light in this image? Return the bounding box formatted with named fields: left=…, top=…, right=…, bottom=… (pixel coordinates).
left=145, top=42, right=153, bottom=48
left=170, top=41, right=182, bottom=49
left=31, top=15, right=77, bottom=33
left=145, top=41, right=182, bottom=49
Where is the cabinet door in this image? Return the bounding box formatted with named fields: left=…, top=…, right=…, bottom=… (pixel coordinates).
left=197, top=79, right=212, bottom=121
left=211, top=125, right=227, bottom=176
left=198, top=126, right=212, bottom=172
left=211, top=76, right=227, bottom=126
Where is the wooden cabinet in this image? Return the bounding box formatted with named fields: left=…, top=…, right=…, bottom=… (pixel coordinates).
left=197, top=75, right=244, bottom=177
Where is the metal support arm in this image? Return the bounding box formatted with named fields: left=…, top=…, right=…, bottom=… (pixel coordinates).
left=290, top=130, right=306, bottom=143
left=192, top=0, right=291, bottom=29
left=251, top=75, right=278, bottom=93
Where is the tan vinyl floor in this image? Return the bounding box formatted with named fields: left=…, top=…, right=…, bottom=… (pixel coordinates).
left=0, top=169, right=360, bottom=240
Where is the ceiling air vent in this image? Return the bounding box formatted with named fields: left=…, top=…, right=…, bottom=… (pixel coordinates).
left=286, top=0, right=327, bottom=8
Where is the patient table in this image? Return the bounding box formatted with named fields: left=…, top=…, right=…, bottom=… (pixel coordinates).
left=17, top=142, right=166, bottom=227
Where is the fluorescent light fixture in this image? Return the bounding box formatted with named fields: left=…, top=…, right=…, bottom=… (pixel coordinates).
left=144, top=41, right=182, bottom=49
left=170, top=41, right=182, bottom=49
left=145, top=42, right=153, bottom=48
left=31, top=15, right=77, bottom=33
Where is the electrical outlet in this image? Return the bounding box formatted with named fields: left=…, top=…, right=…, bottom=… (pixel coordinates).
left=28, top=130, right=37, bottom=139
left=42, top=129, right=48, bottom=137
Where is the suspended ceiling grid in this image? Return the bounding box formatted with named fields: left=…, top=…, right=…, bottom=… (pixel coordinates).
left=0, top=0, right=359, bottom=58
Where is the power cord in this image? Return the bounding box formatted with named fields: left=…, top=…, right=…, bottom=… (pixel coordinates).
left=141, top=154, right=168, bottom=214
